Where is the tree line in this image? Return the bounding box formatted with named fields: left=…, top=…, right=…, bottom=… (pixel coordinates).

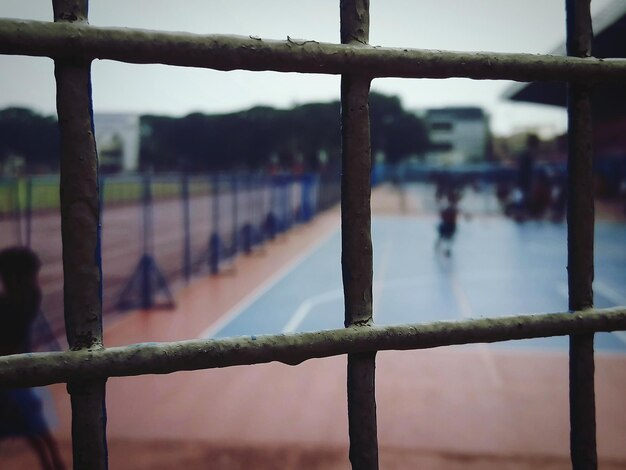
left=0, top=92, right=429, bottom=175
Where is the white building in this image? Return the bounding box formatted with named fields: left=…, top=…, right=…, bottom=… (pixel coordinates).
left=424, top=107, right=490, bottom=165
left=93, top=113, right=140, bottom=173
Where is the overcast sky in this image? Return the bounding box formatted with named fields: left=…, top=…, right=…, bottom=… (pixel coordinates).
left=0, top=0, right=617, bottom=136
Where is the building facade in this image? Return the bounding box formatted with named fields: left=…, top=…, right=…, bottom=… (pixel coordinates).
left=424, top=107, right=490, bottom=165
left=93, top=113, right=140, bottom=173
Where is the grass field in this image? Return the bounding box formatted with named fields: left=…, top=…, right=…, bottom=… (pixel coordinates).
left=0, top=175, right=213, bottom=215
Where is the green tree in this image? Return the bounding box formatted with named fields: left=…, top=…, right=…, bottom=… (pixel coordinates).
left=0, top=108, right=60, bottom=173
left=138, top=92, right=429, bottom=171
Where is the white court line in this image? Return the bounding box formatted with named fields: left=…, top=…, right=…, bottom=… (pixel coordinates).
left=281, top=274, right=437, bottom=334
left=594, top=281, right=626, bottom=345
left=281, top=236, right=394, bottom=335
left=594, top=280, right=626, bottom=306
left=372, top=239, right=393, bottom=320
left=556, top=282, right=569, bottom=301
left=199, top=228, right=338, bottom=339
left=448, top=271, right=502, bottom=387
left=557, top=280, right=626, bottom=306
left=556, top=281, right=626, bottom=346
left=282, top=289, right=343, bottom=334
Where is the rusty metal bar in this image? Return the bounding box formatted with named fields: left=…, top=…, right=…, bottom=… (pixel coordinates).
left=52, top=1, right=108, bottom=469
left=0, top=307, right=624, bottom=389
left=340, top=1, right=378, bottom=468
left=566, top=1, right=597, bottom=468
left=1, top=19, right=626, bottom=83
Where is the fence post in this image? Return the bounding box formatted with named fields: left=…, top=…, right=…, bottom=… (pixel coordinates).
left=25, top=176, right=32, bottom=248
left=12, top=177, right=22, bottom=246
left=181, top=172, right=192, bottom=282
left=285, top=176, right=292, bottom=230
left=301, top=173, right=314, bottom=222
left=116, top=173, right=174, bottom=311
left=231, top=173, right=239, bottom=256
left=209, top=172, right=220, bottom=274
left=242, top=173, right=253, bottom=254
left=141, top=174, right=153, bottom=308
left=266, top=175, right=277, bottom=239
left=259, top=174, right=268, bottom=243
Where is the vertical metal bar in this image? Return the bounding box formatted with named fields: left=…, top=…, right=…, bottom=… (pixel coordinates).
left=340, top=1, right=378, bottom=469
left=566, top=1, right=597, bottom=469
left=52, top=1, right=108, bottom=469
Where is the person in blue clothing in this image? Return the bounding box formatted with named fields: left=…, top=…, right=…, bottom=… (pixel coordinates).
left=435, top=198, right=459, bottom=257
left=517, top=134, right=539, bottom=211
left=434, top=178, right=464, bottom=257
left=0, top=247, right=65, bottom=470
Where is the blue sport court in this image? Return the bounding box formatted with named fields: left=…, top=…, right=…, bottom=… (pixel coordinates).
left=202, top=216, right=626, bottom=353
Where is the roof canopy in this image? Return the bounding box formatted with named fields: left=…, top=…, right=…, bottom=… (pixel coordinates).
left=505, top=1, right=626, bottom=118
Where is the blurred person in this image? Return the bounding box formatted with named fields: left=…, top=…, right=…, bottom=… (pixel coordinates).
left=434, top=181, right=464, bottom=257
left=0, top=247, right=65, bottom=470
left=435, top=199, right=459, bottom=257
left=549, top=169, right=567, bottom=222
left=529, top=168, right=552, bottom=218
left=517, top=134, right=539, bottom=212
left=495, top=180, right=512, bottom=209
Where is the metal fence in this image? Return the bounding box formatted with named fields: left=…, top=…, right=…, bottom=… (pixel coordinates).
left=0, top=171, right=333, bottom=348
left=1, top=1, right=626, bottom=469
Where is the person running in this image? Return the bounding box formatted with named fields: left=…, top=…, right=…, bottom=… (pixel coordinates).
left=434, top=180, right=462, bottom=257
left=0, top=247, right=65, bottom=470
left=435, top=200, right=459, bottom=257
left=517, top=134, right=539, bottom=212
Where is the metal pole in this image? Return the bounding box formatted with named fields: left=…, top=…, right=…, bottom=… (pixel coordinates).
left=13, top=177, right=22, bottom=246
left=25, top=176, right=32, bottom=248
left=232, top=173, right=238, bottom=254
left=182, top=172, right=191, bottom=281
left=209, top=172, right=220, bottom=274
left=52, top=0, right=108, bottom=468
left=340, top=1, right=378, bottom=469
left=268, top=175, right=276, bottom=239
left=244, top=173, right=253, bottom=253
left=566, top=1, right=597, bottom=469
left=141, top=173, right=153, bottom=309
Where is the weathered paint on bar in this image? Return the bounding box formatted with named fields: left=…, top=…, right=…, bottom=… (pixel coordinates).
left=0, top=19, right=625, bottom=83
left=0, top=307, right=624, bottom=389
left=53, top=0, right=109, bottom=468
left=340, top=1, right=378, bottom=468
left=566, top=1, right=597, bottom=468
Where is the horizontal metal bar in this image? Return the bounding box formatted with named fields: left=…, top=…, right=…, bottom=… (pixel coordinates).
left=1, top=19, right=626, bottom=82
left=1, top=306, right=624, bottom=388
